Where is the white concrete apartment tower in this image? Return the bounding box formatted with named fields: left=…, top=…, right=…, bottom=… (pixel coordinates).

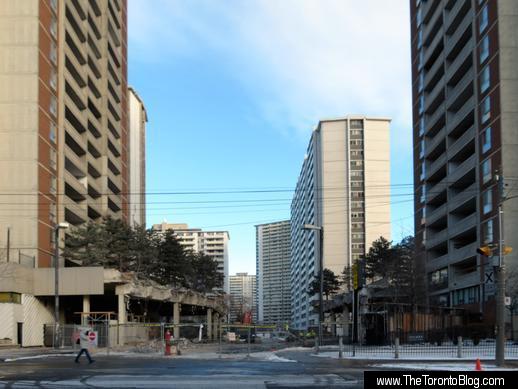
left=256, top=220, right=291, bottom=326
left=128, top=87, right=147, bottom=227
left=229, top=272, right=257, bottom=323
left=290, top=117, right=391, bottom=330
left=152, top=223, right=230, bottom=293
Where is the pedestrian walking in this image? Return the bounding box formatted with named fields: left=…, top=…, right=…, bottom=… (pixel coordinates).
left=75, top=328, right=95, bottom=364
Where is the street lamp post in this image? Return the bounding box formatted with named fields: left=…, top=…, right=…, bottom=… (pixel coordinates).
left=302, top=224, right=323, bottom=353
left=53, top=222, right=69, bottom=349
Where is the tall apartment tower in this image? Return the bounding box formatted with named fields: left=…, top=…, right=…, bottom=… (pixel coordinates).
left=290, top=117, right=391, bottom=330
left=256, top=220, right=291, bottom=326
left=229, top=272, right=257, bottom=323
left=0, top=0, right=128, bottom=267
left=152, top=222, right=230, bottom=293
left=410, top=0, right=518, bottom=322
left=128, top=87, right=147, bottom=227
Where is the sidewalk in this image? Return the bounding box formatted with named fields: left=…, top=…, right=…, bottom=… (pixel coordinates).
left=0, top=347, right=74, bottom=362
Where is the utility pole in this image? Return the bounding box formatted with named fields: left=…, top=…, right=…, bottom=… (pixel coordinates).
left=53, top=222, right=69, bottom=349
left=6, top=226, right=10, bottom=262
left=495, top=173, right=506, bottom=366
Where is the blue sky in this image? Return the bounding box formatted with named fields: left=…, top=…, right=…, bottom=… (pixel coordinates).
left=128, top=0, right=414, bottom=274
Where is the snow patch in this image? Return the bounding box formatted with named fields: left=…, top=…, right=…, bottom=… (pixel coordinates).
left=372, top=363, right=518, bottom=371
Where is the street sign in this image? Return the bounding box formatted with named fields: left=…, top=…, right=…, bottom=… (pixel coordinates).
left=88, top=331, right=98, bottom=347
left=505, top=296, right=511, bottom=306
left=485, top=271, right=494, bottom=284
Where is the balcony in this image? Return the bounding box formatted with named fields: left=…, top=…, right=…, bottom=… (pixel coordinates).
left=445, top=39, right=474, bottom=84
left=87, top=154, right=102, bottom=178
left=448, top=183, right=477, bottom=213
left=426, top=253, right=450, bottom=272
left=449, top=242, right=478, bottom=266
left=425, top=126, right=446, bottom=158
left=448, top=153, right=476, bottom=184
left=65, top=30, right=86, bottom=66
left=425, top=75, right=445, bottom=113
left=426, top=152, right=448, bottom=180
left=426, top=228, right=449, bottom=250
left=446, top=96, right=474, bottom=136
left=64, top=169, right=87, bottom=196
left=64, top=51, right=86, bottom=88
left=450, top=270, right=480, bottom=289
left=108, top=194, right=122, bottom=212
left=65, top=2, right=86, bottom=43
left=449, top=213, right=477, bottom=239
left=425, top=103, right=445, bottom=135
left=448, top=125, right=475, bottom=160
left=64, top=195, right=87, bottom=226
left=86, top=131, right=102, bottom=157
left=423, top=31, right=444, bottom=69
left=87, top=175, right=102, bottom=199
left=427, top=203, right=448, bottom=227
left=445, top=68, right=474, bottom=112
left=64, top=122, right=86, bottom=156
left=422, top=0, right=441, bottom=25
left=64, top=144, right=85, bottom=176
left=445, top=0, right=471, bottom=35
left=64, top=96, right=87, bottom=134
left=424, top=53, right=444, bottom=91
left=423, top=5, right=443, bottom=47
left=426, top=177, right=448, bottom=204
left=87, top=110, right=101, bottom=138
left=87, top=199, right=102, bottom=220
left=445, top=9, right=473, bottom=59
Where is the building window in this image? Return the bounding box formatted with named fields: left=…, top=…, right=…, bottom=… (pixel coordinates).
left=50, top=68, right=57, bottom=90
left=418, top=72, right=424, bottom=92
left=416, top=6, right=423, bottom=26
left=0, top=292, right=22, bottom=304
left=483, top=189, right=492, bottom=214
left=482, top=158, right=492, bottom=183
left=480, top=35, right=489, bottom=63
left=479, top=5, right=488, bottom=33
left=421, top=186, right=426, bottom=204
left=418, top=49, right=424, bottom=70
left=420, top=163, right=426, bottom=181
left=349, top=120, right=363, bottom=129
left=417, top=29, right=423, bottom=49
left=481, top=96, right=490, bottom=123
left=483, top=219, right=494, bottom=244
left=50, top=176, right=57, bottom=194
left=50, top=95, right=57, bottom=117
left=480, top=66, right=490, bottom=93
left=419, top=94, right=425, bottom=114
left=50, top=148, right=57, bottom=170
left=482, top=127, right=491, bottom=153
left=50, top=0, right=58, bottom=13
left=419, top=138, right=425, bottom=159
left=50, top=16, right=57, bottom=39
left=49, top=202, right=57, bottom=223
left=50, top=41, right=57, bottom=65
left=419, top=117, right=425, bottom=136
left=49, top=122, right=57, bottom=143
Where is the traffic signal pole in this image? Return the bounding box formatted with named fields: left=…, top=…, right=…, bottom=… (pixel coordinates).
left=495, top=173, right=505, bottom=366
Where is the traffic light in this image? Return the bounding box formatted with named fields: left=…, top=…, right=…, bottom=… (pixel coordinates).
left=477, top=246, right=492, bottom=257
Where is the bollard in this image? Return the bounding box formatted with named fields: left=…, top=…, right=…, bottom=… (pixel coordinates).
left=247, top=327, right=251, bottom=357
left=164, top=330, right=171, bottom=356
left=457, top=336, right=462, bottom=358
left=315, top=336, right=319, bottom=354
left=338, top=336, right=343, bottom=359
left=395, top=337, right=400, bottom=359
left=352, top=342, right=356, bottom=357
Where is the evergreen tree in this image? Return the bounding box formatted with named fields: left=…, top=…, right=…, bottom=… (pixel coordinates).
left=308, top=268, right=341, bottom=300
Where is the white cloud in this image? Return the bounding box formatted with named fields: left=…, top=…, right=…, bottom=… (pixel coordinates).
left=129, top=0, right=412, bottom=147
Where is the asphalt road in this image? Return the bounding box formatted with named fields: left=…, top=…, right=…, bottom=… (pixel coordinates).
left=0, top=350, right=365, bottom=388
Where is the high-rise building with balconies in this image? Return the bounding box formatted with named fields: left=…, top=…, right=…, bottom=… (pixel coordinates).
left=229, top=272, right=257, bottom=323
left=256, top=220, right=291, bottom=326
left=0, top=0, right=128, bottom=346
left=410, top=0, right=518, bottom=323
left=152, top=222, right=230, bottom=293
left=290, top=117, right=391, bottom=330
left=0, top=0, right=129, bottom=267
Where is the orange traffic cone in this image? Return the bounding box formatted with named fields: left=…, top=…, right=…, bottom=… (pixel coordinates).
left=475, top=358, right=483, bottom=371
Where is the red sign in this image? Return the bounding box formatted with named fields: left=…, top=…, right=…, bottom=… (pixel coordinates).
left=88, top=332, right=96, bottom=341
